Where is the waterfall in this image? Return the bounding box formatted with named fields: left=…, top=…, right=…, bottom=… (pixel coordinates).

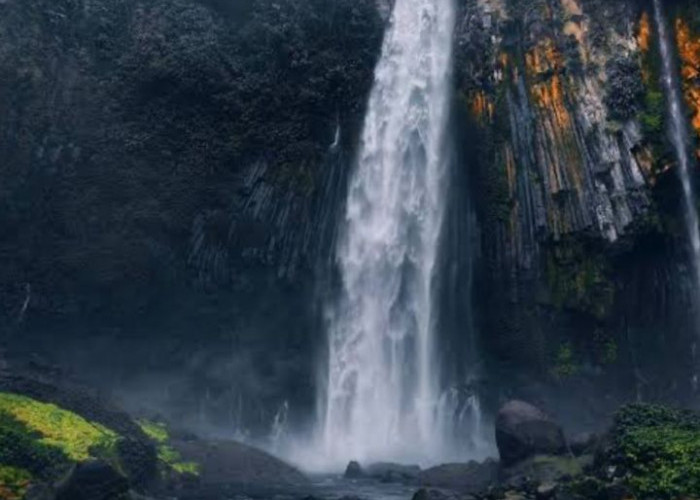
left=317, top=0, right=460, bottom=467
left=654, top=0, right=700, bottom=388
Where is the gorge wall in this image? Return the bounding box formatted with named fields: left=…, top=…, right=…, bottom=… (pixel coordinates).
left=2, top=0, right=700, bottom=439
left=456, top=0, right=700, bottom=424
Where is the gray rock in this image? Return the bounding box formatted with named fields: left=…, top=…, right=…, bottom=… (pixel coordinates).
left=55, top=460, right=129, bottom=500
left=536, top=482, right=557, bottom=500
left=421, top=459, right=498, bottom=493
left=366, top=462, right=421, bottom=483
left=500, top=455, right=586, bottom=488
left=495, top=401, right=567, bottom=466
left=344, top=461, right=363, bottom=479
left=411, top=489, right=460, bottom=500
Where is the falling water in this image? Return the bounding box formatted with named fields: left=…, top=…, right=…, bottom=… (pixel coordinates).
left=318, top=0, right=459, bottom=467
left=654, top=0, right=700, bottom=289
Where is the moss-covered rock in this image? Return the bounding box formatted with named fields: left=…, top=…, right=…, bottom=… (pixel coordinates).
left=0, top=391, right=158, bottom=498
left=137, top=420, right=200, bottom=477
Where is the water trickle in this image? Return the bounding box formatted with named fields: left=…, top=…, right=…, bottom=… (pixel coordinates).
left=312, top=0, right=474, bottom=469
left=654, top=0, right=700, bottom=288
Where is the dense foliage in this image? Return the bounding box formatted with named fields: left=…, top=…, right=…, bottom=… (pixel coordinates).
left=604, top=55, right=645, bottom=121
left=610, top=404, right=700, bottom=499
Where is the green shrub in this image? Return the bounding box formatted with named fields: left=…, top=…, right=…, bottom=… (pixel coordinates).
left=611, top=404, right=700, bottom=499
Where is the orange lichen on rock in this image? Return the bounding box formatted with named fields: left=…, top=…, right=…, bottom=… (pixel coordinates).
left=532, top=74, right=571, bottom=129
left=472, top=91, right=494, bottom=121
left=638, top=12, right=651, bottom=53
left=526, top=39, right=564, bottom=76
left=676, top=19, right=700, bottom=136
left=560, top=0, right=583, bottom=17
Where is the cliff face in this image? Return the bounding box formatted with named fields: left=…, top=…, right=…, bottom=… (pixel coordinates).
left=455, top=0, right=700, bottom=413
left=3, top=0, right=700, bottom=433
left=0, top=0, right=382, bottom=433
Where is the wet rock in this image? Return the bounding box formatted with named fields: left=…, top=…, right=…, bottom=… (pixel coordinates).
left=536, top=482, right=557, bottom=500
left=421, top=459, right=498, bottom=492
left=568, top=432, right=598, bottom=456
left=55, top=460, right=129, bottom=500
left=496, top=401, right=566, bottom=466
left=345, top=460, right=363, bottom=479
left=501, top=455, right=586, bottom=488
left=366, top=462, right=420, bottom=483
left=172, top=438, right=308, bottom=488
left=411, top=489, right=459, bottom=500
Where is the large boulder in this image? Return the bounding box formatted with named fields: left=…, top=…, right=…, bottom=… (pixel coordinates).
left=495, top=401, right=566, bottom=466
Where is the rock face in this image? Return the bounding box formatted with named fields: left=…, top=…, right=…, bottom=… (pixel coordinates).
left=55, top=461, right=130, bottom=500
left=421, top=460, right=499, bottom=493
left=0, top=0, right=384, bottom=435
left=455, top=0, right=699, bottom=413
left=171, top=438, right=308, bottom=490
left=495, top=401, right=567, bottom=465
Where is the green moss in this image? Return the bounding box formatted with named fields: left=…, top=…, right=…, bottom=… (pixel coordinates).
left=551, top=342, right=580, bottom=380
left=0, top=466, right=32, bottom=500
left=640, top=90, right=664, bottom=139
left=0, top=393, right=118, bottom=463
left=137, top=420, right=200, bottom=477
left=612, top=404, right=700, bottom=499
left=0, top=411, right=69, bottom=480
left=137, top=420, right=169, bottom=444
left=545, top=239, right=615, bottom=320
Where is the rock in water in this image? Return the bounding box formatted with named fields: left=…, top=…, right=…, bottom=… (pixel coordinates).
left=495, top=401, right=566, bottom=465
left=55, top=461, right=129, bottom=500
left=345, top=461, right=363, bottom=479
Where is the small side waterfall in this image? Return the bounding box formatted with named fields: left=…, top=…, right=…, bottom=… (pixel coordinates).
left=313, top=0, right=468, bottom=468
left=654, top=0, right=700, bottom=289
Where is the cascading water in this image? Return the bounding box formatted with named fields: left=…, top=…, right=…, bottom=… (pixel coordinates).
left=654, top=0, right=700, bottom=290
left=654, top=0, right=700, bottom=388
left=316, top=0, right=463, bottom=467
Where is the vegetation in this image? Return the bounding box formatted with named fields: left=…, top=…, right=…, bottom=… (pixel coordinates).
left=138, top=420, right=199, bottom=476
left=611, top=404, right=700, bottom=499
left=604, top=55, right=645, bottom=121
left=545, top=240, right=615, bottom=320
left=0, top=466, right=31, bottom=500
left=0, top=393, right=118, bottom=463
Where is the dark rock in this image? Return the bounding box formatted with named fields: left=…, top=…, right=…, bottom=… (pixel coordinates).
left=500, top=455, right=587, bottom=488
left=366, top=462, right=420, bottom=483
left=568, top=432, right=598, bottom=456
left=535, top=482, right=557, bottom=500
left=345, top=460, right=363, bottom=479
left=55, top=460, right=130, bottom=500
left=495, top=401, right=567, bottom=465
left=411, top=489, right=459, bottom=500
left=172, top=438, right=308, bottom=489
left=421, top=459, right=498, bottom=493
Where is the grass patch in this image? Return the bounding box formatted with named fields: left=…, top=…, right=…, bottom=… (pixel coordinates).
left=0, top=392, right=118, bottom=462
left=137, top=420, right=200, bottom=477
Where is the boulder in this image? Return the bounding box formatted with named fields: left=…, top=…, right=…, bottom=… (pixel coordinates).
left=366, top=462, right=420, bottom=483
left=55, top=460, right=130, bottom=500
left=172, top=438, right=308, bottom=489
left=421, top=459, right=498, bottom=492
left=344, top=460, right=363, bottom=479
left=495, top=401, right=566, bottom=465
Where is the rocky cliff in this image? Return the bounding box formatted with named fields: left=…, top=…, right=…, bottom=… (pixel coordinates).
left=0, top=0, right=382, bottom=434
left=3, top=0, right=700, bottom=435
left=455, top=0, right=700, bottom=419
